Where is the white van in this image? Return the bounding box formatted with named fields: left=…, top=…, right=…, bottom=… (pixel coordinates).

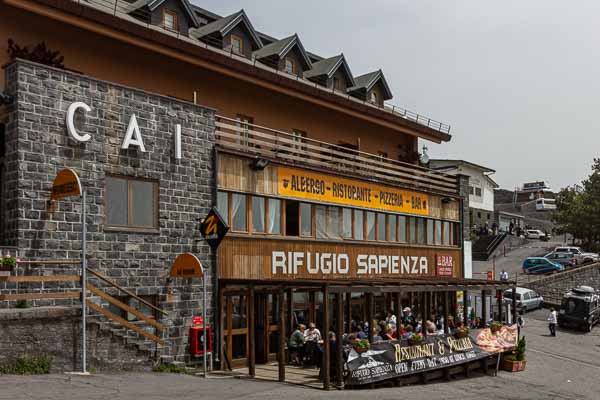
left=503, top=288, right=544, bottom=313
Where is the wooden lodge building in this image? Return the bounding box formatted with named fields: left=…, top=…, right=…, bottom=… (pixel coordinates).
left=0, top=0, right=515, bottom=378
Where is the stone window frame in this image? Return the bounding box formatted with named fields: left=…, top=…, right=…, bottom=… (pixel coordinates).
left=104, top=174, right=160, bottom=233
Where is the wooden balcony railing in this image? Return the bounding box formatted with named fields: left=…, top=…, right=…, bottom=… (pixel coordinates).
left=215, top=116, right=459, bottom=195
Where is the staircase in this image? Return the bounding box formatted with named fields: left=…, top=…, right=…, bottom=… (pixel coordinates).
left=472, top=233, right=508, bottom=261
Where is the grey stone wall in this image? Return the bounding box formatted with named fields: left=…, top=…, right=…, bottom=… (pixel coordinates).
left=457, top=174, right=470, bottom=240
left=0, top=307, right=153, bottom=372
left=524, top=263, right=600, bottom=306
left=0, top=60, right=216, bottom=361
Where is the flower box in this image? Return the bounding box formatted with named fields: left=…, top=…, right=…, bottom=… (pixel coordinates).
left=502, top=357, right=526, bottom=372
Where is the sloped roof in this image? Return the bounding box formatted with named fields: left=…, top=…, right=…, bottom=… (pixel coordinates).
left=190, top=10, right=263, bottom=49
left=304, top=54, right=355, bottom=86
left=126, top=0, right=200, bottom=27
left=348, top=70, right=393, bottom=100
left=252, top=34, right=312, bottom=69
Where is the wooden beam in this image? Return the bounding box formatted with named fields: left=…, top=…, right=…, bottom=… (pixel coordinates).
left=335, top=292, right=344, bottom=389
left=481, top=290, right=487, bottom=328
left=219, top=287, right=226, bottom=371
left=278, top=289, right=285, bottom=382
left=86, top=300, right=164, bottom=345
left=395, top=291, right=402, bottom=318
left=0, top=275, right=80, bottom=283
left=366, top=293, right=374, bottom=344
left=323, top=285, right=330, bottom=390
left=248, top=284, right=255, bottom=377
left=512, top=286, right=517, bottom=325
left=87, top=283, right=164, bottom=331
left=463, top=290, right=469, bottom=327
left=443, top=291, right=449, bottom=334
left=287, top=288, right=293, bottom=337
left=0, top=292, right=79, bottom=301
left=346, top=291, right=352, bottom=333
left=497, top=290, right=503, bottom=323
left=309, top=291, right=316, bottom=324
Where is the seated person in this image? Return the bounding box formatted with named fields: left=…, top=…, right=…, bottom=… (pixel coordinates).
left=383, top=326, right=395, bottom=341
left=402, top=324, right=414, bottom=339
left=356, top=323, right=368, bottom=340
left=372, top=327, right=383, bottom=343
left=288, top=324, right=305, bottom=365
left=304, top=322, right=322, bottom=343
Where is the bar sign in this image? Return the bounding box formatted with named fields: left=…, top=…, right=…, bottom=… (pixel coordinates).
left=436, top=255, right=453, bottom=277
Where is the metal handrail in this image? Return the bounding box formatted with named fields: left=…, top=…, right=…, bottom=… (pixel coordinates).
left=71, top=0, right=451, bottom=135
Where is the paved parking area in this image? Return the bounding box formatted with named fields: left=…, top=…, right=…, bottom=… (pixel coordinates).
left=1, top=308, right=599, bottom=400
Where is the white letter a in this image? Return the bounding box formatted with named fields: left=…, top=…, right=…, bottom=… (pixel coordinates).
left=121, top=114, right=146, bottom=152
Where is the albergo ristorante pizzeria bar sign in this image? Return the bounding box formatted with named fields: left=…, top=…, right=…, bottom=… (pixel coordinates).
left=216, top=153, right=462, bottom=282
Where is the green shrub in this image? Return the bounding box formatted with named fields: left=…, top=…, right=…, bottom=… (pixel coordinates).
left=0, top=355, right=52, bottom=375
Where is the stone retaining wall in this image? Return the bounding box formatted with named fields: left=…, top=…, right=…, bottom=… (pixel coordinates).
left=524, top=263, right=600, bottom=306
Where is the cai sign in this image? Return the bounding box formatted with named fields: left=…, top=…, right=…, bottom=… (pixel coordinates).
left=277, top=166, right=429, bottom=216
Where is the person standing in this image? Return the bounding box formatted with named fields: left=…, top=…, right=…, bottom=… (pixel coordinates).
left=547, top=308, right=557, bottom=337
left=517, top=312, right=524, bottom=338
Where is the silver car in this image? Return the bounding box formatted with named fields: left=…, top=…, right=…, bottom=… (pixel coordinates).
left=503, top=288, right=544, bottom=313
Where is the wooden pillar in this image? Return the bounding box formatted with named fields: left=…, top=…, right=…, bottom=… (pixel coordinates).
left=323, top=285, right=330, bottom=390
left=219, top=288, right=226, bottom=371
left=443, top=291, right=449, bottom=334
left=512, top=286, right=517, bottom=324
left=463, top=290, right=469, bottom=327
left=287, top=288, right=293, bottom=335
left=335, top=292, right=344, bottom=389
left=346, top=291, right=352, bottom=332
left=309, top=291, right=316, bottom=323
left=395, top=291, right=402, bottom=318
left=481, top=290, right=487, bottom=327
left=278, top=289, right=285, bottom=382
left=248, top=285, right=255, bottom=377
left=366, top=293, right=374, bottom=343
left=408, top=292, right=413, bottom=311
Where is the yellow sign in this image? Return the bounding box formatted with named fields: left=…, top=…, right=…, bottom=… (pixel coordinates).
left=277, top=166, right=429, bottom=216
left=170, top=253, right=203, bottom=278
left=51, top=168, right=82, bottom=200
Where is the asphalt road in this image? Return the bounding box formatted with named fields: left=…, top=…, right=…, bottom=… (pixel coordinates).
left=2, top=308, right=599, bottom=400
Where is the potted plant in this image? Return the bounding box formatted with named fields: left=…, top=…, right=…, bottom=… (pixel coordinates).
left=502, top=336, right=526, bottom=372
left=454, top=327, right=470, bottom=339
left=352, top=339, right=370, bottom=354
left=0, top=254, right=17, bottom=273
left=489, top=321, right=503, bottom=334
left=408, top=333, right=423, bottom=346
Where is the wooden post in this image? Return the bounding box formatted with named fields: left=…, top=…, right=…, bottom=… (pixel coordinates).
left=219, top=288, right=225, bottom=371
left=278, top=289, right=285, bottom=382
left=395, top=291, right=402, bottom=319
left=366, top=292, right=374, bottom=343
left=346, top=291, right=352, bottom=332
left=248, top=285, right=255, bottom=377
left=309, top=291, right=316, bottom=324
left=512, top=286, right=517, bottom=324
left=481, top=290, right=487, bottom=327
left=336, top=292, right=344, bottom=389
left=463, top=290, right=469, bottom=327
left=408, top=292, right=413, bottom=311
left=323, top=285, right=330, bottom=390
left=287, top=288, right=293, bottom=335
left=497, top=290, right=503, bottom=323
left=443, top=291, right=449, bottom=334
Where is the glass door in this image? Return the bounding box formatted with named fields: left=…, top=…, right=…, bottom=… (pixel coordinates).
left=224, top=293, right=248, bottom=368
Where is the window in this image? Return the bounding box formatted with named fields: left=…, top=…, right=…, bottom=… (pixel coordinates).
left=342, top=208, right=352, bottom=239
left=332, top=77, right=344, bottom=91
left=286, top=201, right=300, bottom=236
left=231, top=193, right=247, bottom=231
left=268, top=199, right=281, bottom=234
left=315, top=206, right=326, bottom=239
left=251, top=196, right=265, bottom=233
left=477, top=212, right=482, bottom=219
left=427, top=219, right=434, bottom=245
left=366, top=212, right=376, bottom=241
left=389, top=215, right=397, bottom=241
left=230, top=34, right=243, bottom=54
left=162, top=10, right=178, bottom=31
left=377, top=213, right=386, bottom=241
left=398, top=216, right=407, bottom=243
left=417, top=218, right=426, bottom=244
left=370, top=91, right=378, bottom=104
left=300, top=203, right=312, bottom=236
left=468, top=186, right=474, bottom=195
left=326, top=206, right=341, bottom=239
left=217, top=191, right=229, bottom=225
left=354, top=210, right=364, bottom=240
left=475, top=187, right=482, bottom=197
left=284, top=58, right=295, bottom=74
left=435, top=220, right=442, bottom=245
left=408, top=217, right=417, bottom=244
left=487, top=213, right=491, bottom=220
left=442, top=221, right=450, bottom=246
left=106, top=176, right=158, bottom=230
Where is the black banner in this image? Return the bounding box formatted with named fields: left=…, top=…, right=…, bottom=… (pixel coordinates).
left=346, top=326, right=517, bottom=385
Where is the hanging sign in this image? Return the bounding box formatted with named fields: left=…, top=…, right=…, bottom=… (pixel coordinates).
left=277, top=166, right=429, bottom=216
left=50, top=168, right=82, bottom=200
left=435, top=254, right=454, bottom=277
left=170, top=253, right=203, bottom=278
left=199, top=207, right=229, bottom=250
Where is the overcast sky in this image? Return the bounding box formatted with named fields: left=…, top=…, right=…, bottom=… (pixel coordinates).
left=193, top=0, right=600, bottom=190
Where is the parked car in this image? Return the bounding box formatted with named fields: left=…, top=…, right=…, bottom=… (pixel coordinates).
left=525, top=229, right=550, bottom=241
left=545, top=252, right=578, bottom=269
left=503, top=287, right=544, bottom=313
left=553, top=246, right=599, bottom=264
left=522, top=257, right=564, bottom=274
left=558, top=286, right=600, bottom=332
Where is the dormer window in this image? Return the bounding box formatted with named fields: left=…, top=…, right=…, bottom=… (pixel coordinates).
left=230, top=34, right=243, bottom=55
left=370, top=91, right=378, bottom=104
left=284, top=58, right=295, bottom=74
left=162, top=10, right=178, bottom=32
